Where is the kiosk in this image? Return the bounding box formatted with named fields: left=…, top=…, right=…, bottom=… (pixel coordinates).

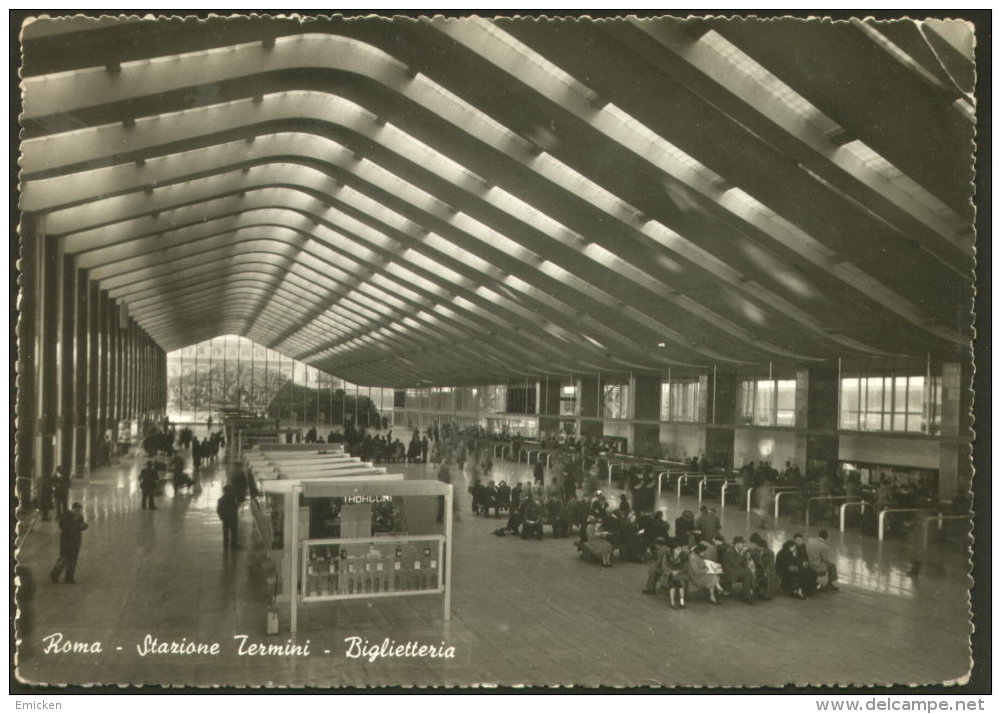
left=257, top=476, right=453, bottom=632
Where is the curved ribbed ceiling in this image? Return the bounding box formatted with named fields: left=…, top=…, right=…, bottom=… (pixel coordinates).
left=19, top=15, right=976, bottom=386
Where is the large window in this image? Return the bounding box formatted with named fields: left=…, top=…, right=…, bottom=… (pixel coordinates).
left=840, top=374, right=940, bottom=434
left=737, top=378, right=796, bottom=427
left=601, top=382, right=630, bottom=419
left=659, top=378, right=706, bottom=422
left=559, top=384, right=577, bottom=417
left=165, top=335, right=381, bottom=427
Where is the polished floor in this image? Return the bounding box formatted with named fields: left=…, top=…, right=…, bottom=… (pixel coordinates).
left=15, top=440, right=972, bottom=687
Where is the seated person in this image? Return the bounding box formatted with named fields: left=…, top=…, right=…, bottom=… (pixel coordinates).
left=675, top=510, right=699, bottom=547
left=483, top=481, right=499, bottom=517
left=469, top=480, right=485, bottom=515
left=687, top=543, right=723, bottom=605
left=723, top=536, right=757, bottom=604
left=495, top=481, right=511, bottom=513
left=546, top=497, right=569, bottom=538
left=564, top=495, right=588, bottom=535
left=659, top=545, right=690, bottom=609
left=590, top=491, right=610, bottom=518
left=644, top=537, right=671, bottom=594
left=615, top=512, right=647, bottom=563
left=775, top=538, right=808, bottom=599
left=519, top=494, right=544, bottom=540
left=581, top=515, right=613, bottom=567
left=746, top=532, right=776, bottom=600
left=649, top=510, right=671, bottom=545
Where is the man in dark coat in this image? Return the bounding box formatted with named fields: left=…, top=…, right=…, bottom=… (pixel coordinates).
left=139, top=460, right=158, bottom=510
left=532, top=461, right=545, bottom=486
left=50, top=502, right=87, bottom=583
left=495, top=481, right=511, bottom=513
left=721, top=536, right=756, bottom=603
left=675, top=509, right=699, bottom=546
left=217, top=484, right=240, bottom=550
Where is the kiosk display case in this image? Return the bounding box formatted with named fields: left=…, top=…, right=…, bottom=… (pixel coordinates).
left=301, top=535, right=444, bottom=599
left=287, top=478, right=453, bottom=632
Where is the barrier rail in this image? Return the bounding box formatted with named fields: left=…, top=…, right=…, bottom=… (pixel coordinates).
left=698, top=476, right=734, bottom=506
left=878, top=508, right=940, bottom=541
left=838, top=501, right=867, bottom=531
left=774, top=490, right=800, bottom=520
left=720, top=481, right=744, bottom=513
left=607, top=462, right=627, bottom=488
left=656, top=470, right=685, bottom=499
left=805, top=496, right=848, bottom=527
left=744, top=484, right=796, bottom=512
left=921, top=514, right=970, bottom=548
left=677, top=473, right=699, bottom=499
left=493, top=443, right=506, bottom=459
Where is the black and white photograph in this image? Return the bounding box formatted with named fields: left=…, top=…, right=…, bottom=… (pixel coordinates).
left=13, top=11, right=985, bottom=692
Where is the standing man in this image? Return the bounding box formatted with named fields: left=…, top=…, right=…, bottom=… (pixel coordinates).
left=52, top=467, right=70, bottom=520
left=139, top=460, right=158, bottom=510
left=805, top=530, right=840, bottom=592
left=50, top=502, right=87, bottom=583
left=217, top=484, right=240, bottom=550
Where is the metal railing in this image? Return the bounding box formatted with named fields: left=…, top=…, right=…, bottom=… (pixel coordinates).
left=656, top=470, right=686, bottom=498
left=745, top=485, right=798, bottom=513
left=676, top=473, right=700, bottom=499
left=805, top=495, right=849, bottom=527
left=921, top=514, right=970, bottom=548
left=838, top=501, right=867, bottom=531
left=878, top=508, right=940, bottom=541
left=774, top=490, right=801, bottom=519
left=697, top=476, right=734, bottom=506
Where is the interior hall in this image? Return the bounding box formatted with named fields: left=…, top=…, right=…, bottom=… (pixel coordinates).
left=15, top=14, right=979, bottom=688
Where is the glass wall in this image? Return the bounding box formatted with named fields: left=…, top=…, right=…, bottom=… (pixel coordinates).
left=165, top=335, right=388, bottom=428
left=736, top=378, right=796, bottom=427
left=659, top=377, right=707, bottom=423
left=601, top=381, right=630, bottom=419
left=839, top=373, right=941, bottom=434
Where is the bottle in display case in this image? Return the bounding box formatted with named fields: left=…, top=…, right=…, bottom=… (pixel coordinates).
left=332, top=548, right=344, bottom=592
left=428, top=544, right=438, bottom=589
left=393, top=545, right=403, bottom=592
left=306, top=550, right=318, bottom=596
left=367, top=544, right=383, bottom=593
left=338, top=548, right=348, bottom=594
left=408, top=543, right=420, bottom=591
left=347, top=551, right=357, bottom=594
left=421, top=544, right=432, bottom=590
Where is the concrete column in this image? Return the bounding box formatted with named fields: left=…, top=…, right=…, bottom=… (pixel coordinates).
left=938, top=361, right=973, bottom=500
left=57, top=254, right=77, bottom=473
left=537, top=377, right=562, bottom=436
left=705, top=367, right=736, bottom=469
left=71, top=267, right=89, bottom=477
left=576, top=375, right=602, bottom=440
left=793, top=363, right=840, bottom=478
left=138, top=334, right=147, bottom=421
left=97, top=291, right=111, bottom=444
left=16, top=213, right=39, bottom=506
left=630, top=374, right=662, bottom=457
left=86, top=282, right=99, bottom=470
left=108, top=301, right=120, bottom=442
left=123, top=319, right=133, bottom=421
left=35, top=232, right=60, bottom=479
